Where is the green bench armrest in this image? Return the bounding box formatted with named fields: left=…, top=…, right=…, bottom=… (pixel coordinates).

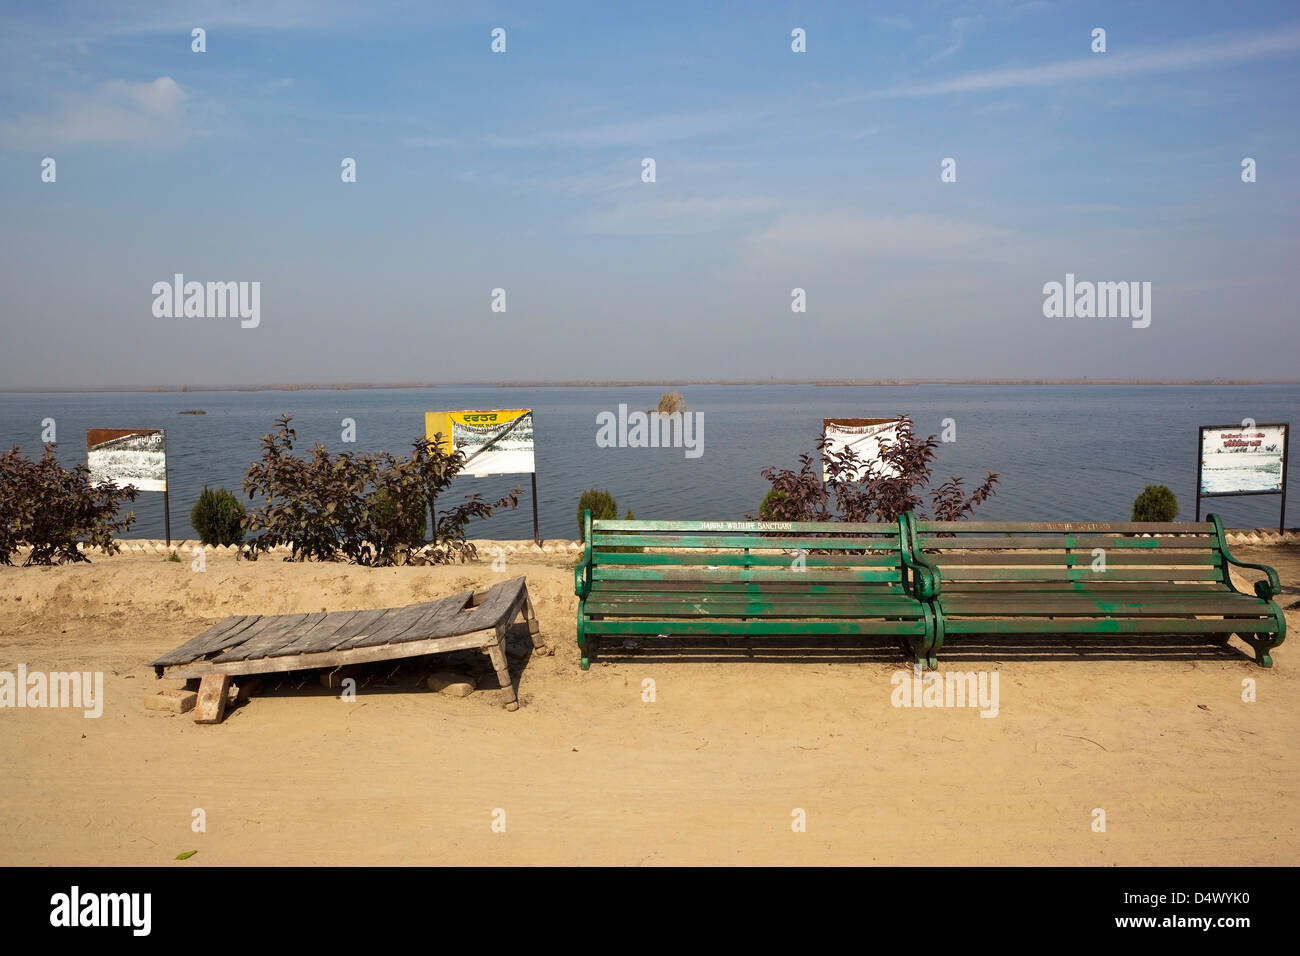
left=900, top=513, right=940, bottom=600
left=1211, top=514, right=1282, bottom=599
left=575, top=508, right=593, bottom=599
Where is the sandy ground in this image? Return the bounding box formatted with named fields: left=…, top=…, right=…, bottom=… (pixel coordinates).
left=1, top=541, right=1297, bottom=866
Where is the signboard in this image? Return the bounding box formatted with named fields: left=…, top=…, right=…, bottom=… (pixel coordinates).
left=822, top=418, right=902, bottom=481
left=87, top=428, right=167, bottom=492
left=1195, top=422, right=1289, bottom=532
left=1198, top=423, right=1286, bottom=495
left=425, top=409, right=535, bottom=477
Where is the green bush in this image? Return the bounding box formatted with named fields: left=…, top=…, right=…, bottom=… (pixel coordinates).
left=190, top=486, right=246, bottom=547
left=241, top=415, right=518, bottom=566
left=577, top=489, right=617, bottom=537
left=758, top=487, right=788, bottom=520
left=367, top=486, right=427, bottom=557
left=1131, top=485, right=1179, bottom=522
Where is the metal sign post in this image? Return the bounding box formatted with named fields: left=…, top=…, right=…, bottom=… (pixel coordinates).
left=531, top=473, right=540, bottom=545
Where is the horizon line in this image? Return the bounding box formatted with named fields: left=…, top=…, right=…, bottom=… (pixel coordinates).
left=3, top=377, right=1300, bottom=395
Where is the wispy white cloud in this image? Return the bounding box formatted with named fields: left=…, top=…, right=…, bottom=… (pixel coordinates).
left=0, top=75, right=203, bottom=145
left=403, top=134, right=460, bottom=148
left=845, top=126, right=883, bottom=140
left=875, top=15, right=913, bottom=31
left=577, top=196, right=778, bottom=236
left=870, top=23, right=1300, bottom=98
left=925, top=15, right=985, bottom=64
left=736, top=211, right=1022, bottom=274
left=486, top=109, right=754, bottom=149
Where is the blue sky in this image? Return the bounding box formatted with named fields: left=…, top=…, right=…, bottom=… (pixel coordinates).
left=1, top=0, right=1297, bottom=387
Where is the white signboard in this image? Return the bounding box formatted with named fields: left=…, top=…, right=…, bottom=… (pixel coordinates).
left=822, top=418, right=902, bottom=481
left=87, top=429, right=167, bottom=492
left=1199, top=423, right=1287, bottom=495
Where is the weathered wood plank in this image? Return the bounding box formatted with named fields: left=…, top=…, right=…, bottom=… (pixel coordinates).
left=268, top=609, right=364, bottom=656
left=453, top=579, right=530, bottom=634
left=162, top=627, right=504, bottom=679
left=211, top=613, right=320, bottom=663
left=150, top=615, right=262, bottom=667
left=334, top=601, right=458, bottom=650
left=193, top=673, right=232, bottom=724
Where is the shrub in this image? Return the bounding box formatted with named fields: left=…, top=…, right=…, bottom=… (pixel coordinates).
left=758, top=487, right=788, bottom=520
left=750, top=417, right=998, bottom=523
left=1131, top=485, right=1178, bottom=522
left=190, top=486, right=246, bottom=547
left=366, top=486, right=428, bottom=563
left=0, top=445, right=138, bottom=566
left=655, top=391, right=687, bottom=414
left=577, top=489, right=617, bottom=538
left=241, top=415, right=518, bottom=566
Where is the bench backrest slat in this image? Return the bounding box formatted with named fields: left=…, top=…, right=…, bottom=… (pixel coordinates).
left=918, top=520, right=1215, bottom=534
left=588, top=518, right=907, bottom=587
left=911, top=518, right=1227, bottom=586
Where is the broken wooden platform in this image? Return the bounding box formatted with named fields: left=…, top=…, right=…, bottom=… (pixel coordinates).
left=151, top=576, right=543, bottom=710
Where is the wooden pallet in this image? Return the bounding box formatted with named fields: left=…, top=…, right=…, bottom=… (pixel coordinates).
left=151, top=576, right=543, bottom=710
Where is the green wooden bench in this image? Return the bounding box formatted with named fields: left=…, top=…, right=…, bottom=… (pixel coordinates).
left=574, top=513, right=936, bottom=668
left=904, top=514, right=1286, bottom=668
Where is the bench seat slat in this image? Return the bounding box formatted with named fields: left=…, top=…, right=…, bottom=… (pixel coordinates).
left=931, top=552, right=1221, bottom=566
left=939, top=597, right=1270, bottom=616
left=935, top=566, right=1223, bottom=582
left=594, top=520, right=896, bottom=533
left=594, top=551, right=903, bottom=567
left=593, top=567, right=905, bottom=583
left=584, top=619, right=928, bottom=635
left=943, top=617, right=1277, bottom=635
left=916, top=521, right=1214, bottom=533
left=936, top=581, right=1229, bottom=593
left=592, top=534, right=899, bottom=550
left=587, top=598, right=925, bottom=621
left=916, top=535, right=1216, bottom=550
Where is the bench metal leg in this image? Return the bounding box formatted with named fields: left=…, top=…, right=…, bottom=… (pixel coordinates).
left=1241, top=601, right=1286, bottom=667
left=577, top=615, right=590, bottom=670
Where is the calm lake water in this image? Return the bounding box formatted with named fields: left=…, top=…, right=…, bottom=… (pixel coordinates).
left=1, top=385, right=1295, bottom=541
